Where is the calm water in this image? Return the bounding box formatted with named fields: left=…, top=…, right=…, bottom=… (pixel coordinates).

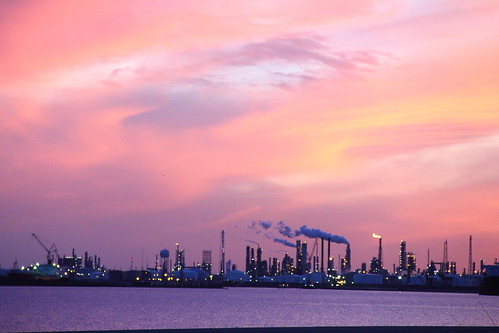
left=0, top=286, right=498, bottom=332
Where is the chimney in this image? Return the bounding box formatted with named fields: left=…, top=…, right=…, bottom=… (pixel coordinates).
left=468, top=235, right=473, bottom=275
left=327, top=238, right=331, bottom=274
left=321, top=238, right=324, bottom=273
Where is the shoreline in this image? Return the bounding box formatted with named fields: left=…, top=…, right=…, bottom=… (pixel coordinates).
left=21, top=327, right=499, bottom=333
left=0, top=277, right=482, bottom=294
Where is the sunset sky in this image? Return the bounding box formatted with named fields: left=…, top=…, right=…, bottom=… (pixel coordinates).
left=1, top=1, right=499, bottom=272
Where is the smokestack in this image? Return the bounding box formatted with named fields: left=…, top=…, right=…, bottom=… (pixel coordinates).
left=257, top=247, right=262, bottom=276
left=296, top=240, right=301, bottom=275
left=379, top=238, right=382, bottom=266
left=327, top=238, right=331, bottom=274
left=372, top=233, right=382, bottom=267
left=321, top=238, right=324, bottom=273
left=220, top=230, right=225, bottom=277
left=443, top=240, right=448, bottom=273
left=246, top=246, right=250, bottom=274
left=302, top=242, right=307, bottom=274
left=346, top=243, right=351, bottom=272
left=468, top=235, right=473, bottom=275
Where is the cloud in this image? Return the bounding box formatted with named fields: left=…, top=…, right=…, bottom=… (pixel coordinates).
left=209, top=34, right=389, bottom=88
left=1, top=0, right=499, bottom=271
left=123, top=85, right=268, bottom=130
left=226, top=34, right=331, bottom=66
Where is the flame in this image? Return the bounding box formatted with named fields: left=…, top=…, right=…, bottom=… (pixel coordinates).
left=372, top=233, right=382, bottom=239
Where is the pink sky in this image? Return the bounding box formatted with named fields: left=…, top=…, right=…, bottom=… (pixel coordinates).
left=1, top=1, right=499, bottom=272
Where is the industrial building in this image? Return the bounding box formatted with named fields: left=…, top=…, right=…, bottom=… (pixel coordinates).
left=2, top=230, right=496, bottom=293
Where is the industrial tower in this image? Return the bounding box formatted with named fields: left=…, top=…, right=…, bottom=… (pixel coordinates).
left=220, top=230, right=225, bottom=277
left=468, top=235, right=473, bottom=275
left=442, top=240, right=448, bottom=273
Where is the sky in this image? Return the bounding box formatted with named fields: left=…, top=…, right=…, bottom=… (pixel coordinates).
left=1, top=0, right=499, bottom=273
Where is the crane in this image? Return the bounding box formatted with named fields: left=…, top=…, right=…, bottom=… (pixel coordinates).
left=31, top=233, right=59, bottom=265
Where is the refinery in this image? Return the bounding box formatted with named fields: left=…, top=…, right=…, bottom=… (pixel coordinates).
left=0, top=227, right=499, bottom=294
left=1, top=229, right=498, bottom=295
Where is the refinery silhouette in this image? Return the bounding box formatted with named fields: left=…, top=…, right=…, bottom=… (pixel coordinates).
left=1, top=225, right=498, bottom=295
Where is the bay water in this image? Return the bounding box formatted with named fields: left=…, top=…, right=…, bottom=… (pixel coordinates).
left=1, top=286, right=498, bottom=332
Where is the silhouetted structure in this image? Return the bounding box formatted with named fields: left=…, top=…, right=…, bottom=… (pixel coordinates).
left=398, top=241, right=407, bottom=274
left=442, top=240, right=448, bottom=273
left=282, top=253, right=293, bottom=275
left=295, top=240, right=307, bottom=275
left=220, top=230, right=225, bottom=277
left=468, top=235, right=473, bottom=275
left=407, top=252, right=416, bottom=274
left=341, top=243, right=351, bottom=274
left=174, top=243, right=185, bottom=271
left=201, top=250, right=212, bottom=274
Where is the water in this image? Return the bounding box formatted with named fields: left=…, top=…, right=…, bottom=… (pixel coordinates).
left=0, top=286, right=498, bottom=332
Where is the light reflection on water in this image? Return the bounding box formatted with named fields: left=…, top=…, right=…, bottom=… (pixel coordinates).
left=0, top=286, right=498, bottom=332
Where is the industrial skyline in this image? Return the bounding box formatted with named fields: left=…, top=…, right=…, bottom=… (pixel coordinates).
left=8, top=228, right=495, bottom=279
left=7, top=227, right=497, bottom=294
left=1, top=2, right=499, bottom=274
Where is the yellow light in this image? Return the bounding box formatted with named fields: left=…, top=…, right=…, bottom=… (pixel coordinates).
left=372, top=233, right=382, bottom=239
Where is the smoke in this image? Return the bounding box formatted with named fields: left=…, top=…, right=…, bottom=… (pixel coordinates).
left=248, top=221, right=262, bottom=234
left=245, top=239, right=260, bottom=246
left=277, top=221, right=294, bottom=238
left=263, top=232, right=296, bottom=248
left=259, top=221, right=272, bottom=230
left=273, top=237, right=297, bottom=248
left=247, top=220, right=349, bottom=247
left=298, top=225, right=349, bottom=244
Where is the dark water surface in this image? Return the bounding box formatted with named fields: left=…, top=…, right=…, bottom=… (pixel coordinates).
left=0, top=286, right=497, bottom=332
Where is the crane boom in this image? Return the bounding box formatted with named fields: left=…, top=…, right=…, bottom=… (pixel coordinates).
left=31, top=233, right=59, bottom=265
